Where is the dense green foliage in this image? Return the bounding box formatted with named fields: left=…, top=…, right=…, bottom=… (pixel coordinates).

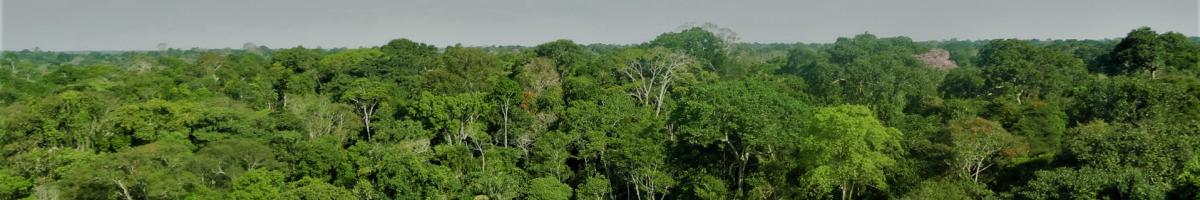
left=1, top=26, right=1199, bottom=199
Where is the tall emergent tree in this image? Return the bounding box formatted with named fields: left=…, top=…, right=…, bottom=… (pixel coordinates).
left=1111, top=27, right=1166, bottom=78
left=340, top=78, right=392, bottom=141
left=946, top=117, right=1022, bottom=183
left=617, top=47, right=698, bottom=116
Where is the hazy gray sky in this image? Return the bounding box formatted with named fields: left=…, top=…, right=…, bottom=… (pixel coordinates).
left=3, top=0, right=1198, bottom=51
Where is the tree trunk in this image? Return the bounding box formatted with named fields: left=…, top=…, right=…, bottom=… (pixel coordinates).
left=840, top=183, right=852, bottom=200
left=502, top=98, right=510, bottom=147
left=211, top=64, right=223, bottom=81
left=840, top=185, right=847, bottom=200
left=723, top=138, right=749, bottom=192
left=358, top=101, right=376, bottom=142
left=1015, top=89, right=1024, bottom=105
left=737, top=152, right=748, bottom=193
left=848, top=186, right=854, bottom=200
left=458, top=120, right=467, bottom=144
left=634, top=181, right=642, bottom=200
left=114, top=179, right=134, bottom=200
left=476, top=140, right=487, bottom=172
left=363, top=109, right=372, bottom=141
left=654, top=80, right=669, bottom=117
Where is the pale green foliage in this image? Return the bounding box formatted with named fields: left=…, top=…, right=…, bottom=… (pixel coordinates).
left=614, top=47, right=702, bottom=116
left=530, top=132, right=576, bottom=181
left=286, top=94, right=360, bottom=141
left=0, top=169, right=32, bottom=199
left=340, top=78, right=392, bottom=141
left=339, top=78, right=392, bottom=105
left=801, top=105, right=903, bottom=199
left=899, top=179, right=991, bottom=200
left=524, top=177, right=572, bottom=200
left=284, top=177, right=358, bottom=200
left=946, top=117, right=1021, bottom=182
left=62, top=140, right=200, bottom=200
left=426, top=45, right=504, bottom=93
left=686, top=174, right=729, bottom=200
left=230, top=169, right=285, bottom=200
left=412, top=92, right=493, bottom=145
left=191, top=138, right=276, bottom=185
left=574, top=176, right=611, bottom=200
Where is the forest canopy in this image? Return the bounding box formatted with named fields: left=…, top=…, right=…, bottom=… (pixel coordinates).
left=1, top=26, right=1199, bottom=199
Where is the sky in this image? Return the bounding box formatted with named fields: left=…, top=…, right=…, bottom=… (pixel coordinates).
left=2, top=0, right=1198, bottom=51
